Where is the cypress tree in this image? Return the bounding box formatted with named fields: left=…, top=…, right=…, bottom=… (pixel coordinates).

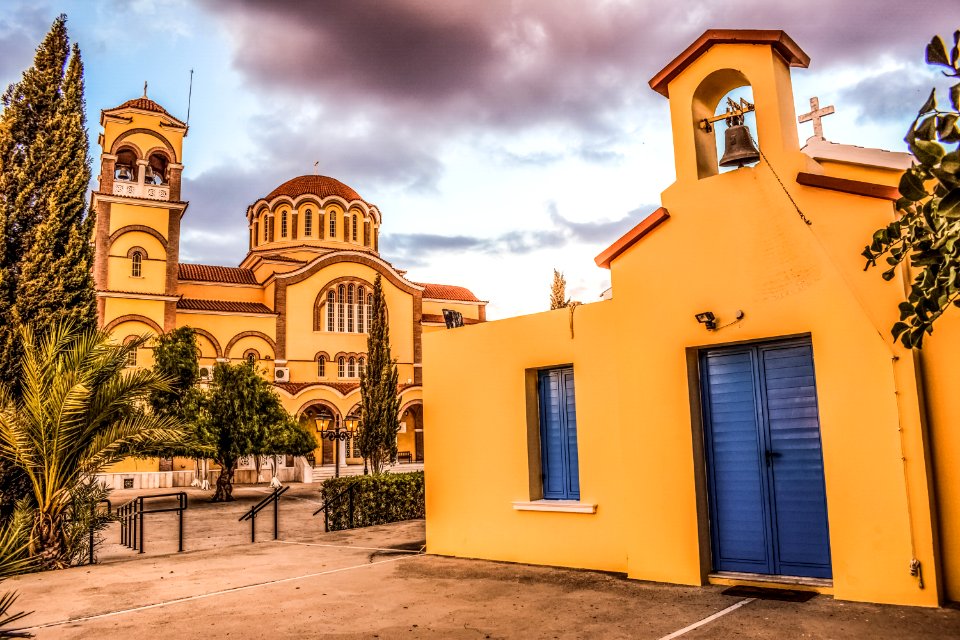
left=0, top=16, right=96, bottom=385
left=0, top=16, right=95, bottom=518
left=358, top=274, right=400, bottom=474
left=15, top=41, right=96, bottom=339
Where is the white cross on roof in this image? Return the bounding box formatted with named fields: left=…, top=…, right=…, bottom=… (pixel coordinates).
left=798, top=97, right=835, bottom=141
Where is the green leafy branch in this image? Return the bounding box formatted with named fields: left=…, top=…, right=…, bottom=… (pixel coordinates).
left=863, top=30, right=960, bottom=348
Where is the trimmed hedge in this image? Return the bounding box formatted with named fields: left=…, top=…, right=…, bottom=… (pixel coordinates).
left=320, top=471, right=424, bottom=531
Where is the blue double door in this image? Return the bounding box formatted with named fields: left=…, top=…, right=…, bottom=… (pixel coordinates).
left=701, top=339, right=832, bottom=579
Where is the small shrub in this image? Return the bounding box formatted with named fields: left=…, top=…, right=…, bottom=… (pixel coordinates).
left=320, top=472, right=424, bottom=531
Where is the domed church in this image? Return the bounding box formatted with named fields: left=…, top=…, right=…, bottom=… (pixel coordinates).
left=92, top=94, right=486, bottom=487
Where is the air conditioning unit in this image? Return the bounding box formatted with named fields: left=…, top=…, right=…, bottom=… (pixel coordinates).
left=198, top=365, right=213, bottom=381
left=274, top=367, right=290, bottom=382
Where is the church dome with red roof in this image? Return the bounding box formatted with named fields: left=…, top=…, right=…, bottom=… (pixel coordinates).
left=264, top=175, right=367, bottom=205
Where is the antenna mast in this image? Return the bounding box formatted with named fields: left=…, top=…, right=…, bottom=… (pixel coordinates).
left=186, top=69, right=194, bottom=128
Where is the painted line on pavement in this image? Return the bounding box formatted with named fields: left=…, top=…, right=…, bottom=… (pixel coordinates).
left=275, top=540, right=424, bottom=554
left=19, top=554, right=418, bottom=632
left=656, top=598, right=755, bottom=640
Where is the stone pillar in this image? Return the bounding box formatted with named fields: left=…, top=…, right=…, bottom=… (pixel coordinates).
left=100, top=153, right=116, bottom=193
left=168, top=163, right=184, bottom=201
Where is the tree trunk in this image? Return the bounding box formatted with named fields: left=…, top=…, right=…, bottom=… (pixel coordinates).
left=32, top=509, right=70, bottom=570
left=212, top=459, right=236, bottom=502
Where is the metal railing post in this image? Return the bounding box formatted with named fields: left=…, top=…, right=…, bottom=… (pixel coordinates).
left=138, top=497, right=145, bottom=553
left=348, top=484, right=355, bottom=529
left=178, top=493, right=185, bottom=552
left=273, top=488, right=279, bottom=540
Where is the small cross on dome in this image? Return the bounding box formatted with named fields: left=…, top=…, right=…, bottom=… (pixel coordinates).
left=798, top=97, right=835, bottom=141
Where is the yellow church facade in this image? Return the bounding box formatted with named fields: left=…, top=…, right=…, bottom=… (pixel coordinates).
left=91, top=95, right=486, bottom=486
left=423, top=31, right=960, bottom=607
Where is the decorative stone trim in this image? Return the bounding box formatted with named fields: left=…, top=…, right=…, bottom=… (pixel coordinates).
left=224, top=330, right=277, bottom=359
left=190, top=327, right=223, bottom=359
left=103, top=314, right=163, bottom=335
left=511, top=500, right=597, bottom=514
left=110, top=225, right=169, bottom=251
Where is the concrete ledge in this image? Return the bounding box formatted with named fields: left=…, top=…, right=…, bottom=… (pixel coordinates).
left=512, top=500, right=597, bottom=514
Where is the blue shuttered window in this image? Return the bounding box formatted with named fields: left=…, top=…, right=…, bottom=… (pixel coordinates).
left=538, top=367, right=580, bottom=500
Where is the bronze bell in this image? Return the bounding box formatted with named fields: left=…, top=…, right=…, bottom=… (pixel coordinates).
left=719, top=124, right=760, bottom=168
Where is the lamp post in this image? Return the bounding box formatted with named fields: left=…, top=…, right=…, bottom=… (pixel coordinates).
left=318, top=416, right=354, bottom=478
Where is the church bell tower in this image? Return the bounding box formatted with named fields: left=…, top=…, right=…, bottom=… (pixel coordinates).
left=92, top=91, right=188, bottom=337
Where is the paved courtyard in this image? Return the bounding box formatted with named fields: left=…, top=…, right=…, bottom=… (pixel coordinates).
left=4, top=484, right=958, bottom=639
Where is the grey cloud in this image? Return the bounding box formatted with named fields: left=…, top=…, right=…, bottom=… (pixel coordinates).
left=839, top=67, right=950, bottom=124
left=380, top=201, right=655, bottom=265
left=0, top=5, right=54, bottom=87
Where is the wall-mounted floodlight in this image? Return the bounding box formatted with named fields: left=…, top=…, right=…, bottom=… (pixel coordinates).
left=695, top=311, right=717, bottom=331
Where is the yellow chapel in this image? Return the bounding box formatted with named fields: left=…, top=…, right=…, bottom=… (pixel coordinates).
left=91, top=94, right=486, bottom=487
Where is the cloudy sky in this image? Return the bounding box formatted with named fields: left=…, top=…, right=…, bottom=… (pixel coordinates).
left=0, top=0, right=955, bottom=318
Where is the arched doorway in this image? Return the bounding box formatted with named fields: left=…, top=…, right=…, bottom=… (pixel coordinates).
left=399, top=401, right=423, bottom=464
left=300, top=403, right=339, bottom=466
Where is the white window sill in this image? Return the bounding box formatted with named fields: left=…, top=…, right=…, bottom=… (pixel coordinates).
left=512, top=500, right=597, bottom=514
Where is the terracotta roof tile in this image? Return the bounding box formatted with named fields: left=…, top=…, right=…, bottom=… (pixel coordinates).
left=416, top=282, right=482, bottom=302
left=178, top=263, right=258, bottom=285
left=261, top=254, right=306, bottom=263
left=420, top=313, right=481, bottom=325
left=263, top=175, right=368, bottom=205
left=177, top=298, right=274, bottom=314
left=106, top=97, right=183, bottom=122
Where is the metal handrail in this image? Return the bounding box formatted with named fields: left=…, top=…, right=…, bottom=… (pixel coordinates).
left=312, top=483, right=357, bottom=532
left=118, top=492, right=188, bottom=554
left=88, top=498, right=112, bottom=565
left=239, top=486, right=289, bottom=542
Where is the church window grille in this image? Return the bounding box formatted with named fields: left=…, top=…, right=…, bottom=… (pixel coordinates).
left=357, top=287, right=365, bottom=333
left=338, top=357, right=345, bottom=378
left=304, top=209, right=312, bottom=236
left=131, top=251, right=143, bottom=278
left=327, top=291, right=335, bottom=331
left=352, top=215, right=358, bottom=241
left=125, top=347, right=137, bottom=367
left=318, top=356, right=326, bottom=377
left=337, top=285, right=346, bottom=332
left=374, top=227, right=378, bottom=251
left=348, top=357, right=356, bottom=378
left=367, top=294, right=373, bottom=329
left=343, top=214, right=349, bottom=240
left=358, top=357, right=365, bottom=377
left=246, top=352, right=256, bottom=365
left=347, top=285, right=355, bottom=332
left=329, top=211, right=337, bottom=238
left=281, top=211, right=288, bottom=238
left=364, top=220, right=370, bottom=246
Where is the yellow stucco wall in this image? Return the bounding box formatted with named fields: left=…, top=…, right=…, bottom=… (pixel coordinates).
left=423, top=38, right=949, bottom=608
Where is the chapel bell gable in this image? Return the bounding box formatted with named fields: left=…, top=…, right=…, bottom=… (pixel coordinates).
left=649, top=30, right=811, bottom=182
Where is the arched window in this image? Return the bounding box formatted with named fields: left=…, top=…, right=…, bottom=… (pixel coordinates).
left=358, top=357, right=366, bottom=377
left=329, top=211, right=337, bottom=238
left=263, top=215, right=269, bottom=242
left=357, top=287, right=365, bottom=333
left=337, top=285, right=346, bottom=332
left=367, top=294, right=373, bottom=329
left=281, top=211, right=288, bottom=238
left=304, top=209, right=313, bottom=236
left=347, top=284, right=355, bottom=332
left=326, top=291, right=335, bottom=331
left=374, top=226, right=379, bottom=251
left=246, top=352, right=256, bottom=365
left=318, top=355, right=326, bottom=377
left=364, top=220, right=370, bottom=246
left=343, top=213, right=349, bottom=239
left=338, top=356, right=345, bottom=378
left=131, top=251, right=143, bottom=277
left=123, top=336, right=138, bottom=367
left=352, top=215, right=358, bottom=241
left=348, top=357, right=356, bottom=378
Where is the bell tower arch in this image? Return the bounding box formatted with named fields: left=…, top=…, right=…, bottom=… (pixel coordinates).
left=92, top=93, right=189, bottom=335
left=649, top=30, right=810, bottom=183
